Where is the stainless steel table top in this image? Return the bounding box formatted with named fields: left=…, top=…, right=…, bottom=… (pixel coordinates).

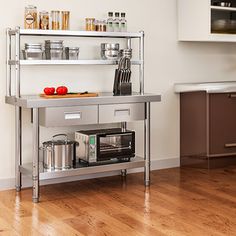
left=174, top=81, right=236, bottom=93
left=5, top=92, right=161, bottom=108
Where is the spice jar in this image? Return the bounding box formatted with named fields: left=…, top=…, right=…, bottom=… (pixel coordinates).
left=96, top=20, right=106, bottom=32
left=51, top=11, right=60, bottom=30
left=85, top=18, right=96, bottom=31
left=24, top=5, right=38, bottom=29
left=39, top=11, right=49, bottom=30
left=61, top=11, right=70, bottom=30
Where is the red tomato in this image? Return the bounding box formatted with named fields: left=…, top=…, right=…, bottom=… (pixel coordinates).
left=56, top=86, right=68, bottom=95
left=44, top=87, right=55, bottom=95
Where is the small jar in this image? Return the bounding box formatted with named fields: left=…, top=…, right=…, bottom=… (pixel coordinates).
left=95, top=20, right=107, bottom=32
left=39, top=11, right=49, bottom=30
left=101, top=20, right=107, bottom=32
left=24, top=5, right=38, bottom=29
left=65, top=47, right=80, bottom=60
left=51, top=11, right=60, bottom=30
left=95, top=20, right=100, bottom=31
left=61, top=11, right=70, bottom=30
left=85, top=18, right=96, bottom=31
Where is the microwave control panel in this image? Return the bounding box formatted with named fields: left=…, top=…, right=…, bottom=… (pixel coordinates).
left=89, top=135, right=97, bottom=162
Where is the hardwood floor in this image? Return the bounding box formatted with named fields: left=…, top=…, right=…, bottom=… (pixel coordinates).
left=0, top=166, right=236, bottom=236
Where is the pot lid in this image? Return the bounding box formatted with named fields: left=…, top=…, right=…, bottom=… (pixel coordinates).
left=43, top=140, right=76, bottom=146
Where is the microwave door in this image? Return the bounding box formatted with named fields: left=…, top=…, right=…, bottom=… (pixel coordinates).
left=97, top=133, right=135, bottom=161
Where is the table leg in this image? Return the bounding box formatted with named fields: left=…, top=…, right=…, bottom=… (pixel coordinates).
left=144, top=102, right=151, bottom=187
left=32, top=108, right=39, bottom=203
left=121, top=169, right=127, bottom=177
left=121, top=122, right=127, bottom=177
left=15, top=106, right=22, bottom=192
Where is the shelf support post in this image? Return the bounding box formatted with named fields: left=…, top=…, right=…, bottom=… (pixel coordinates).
left=139, top=31, right=144, bottom=95
left=15, top=106, right=22, bottom=192
left=127, top=37, right=131, bottom=49
left=144, top=102, right=151, bottom=186
left=32, top=108, right=40, bottom=203
left=121, top=122, right=127, bottom=176
left=6, top=28, right=12, bottom=96
left=15, top=26, right=20, bottom=98
left=14, top=27, right=22, bottom=192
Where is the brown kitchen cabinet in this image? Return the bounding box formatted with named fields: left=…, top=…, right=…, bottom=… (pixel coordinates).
left=180, top=91, right=236, bottom=168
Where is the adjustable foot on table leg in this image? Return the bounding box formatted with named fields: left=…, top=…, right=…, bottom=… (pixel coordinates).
left=145, top=180, right=150, bottom=187
left=32, top=197, right=39, bottom=203
left=16, top=186, right=21, bottom=192
left=121, top=169, right=127, bottom=177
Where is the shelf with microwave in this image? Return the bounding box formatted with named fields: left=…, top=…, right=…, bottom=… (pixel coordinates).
left=9, top=59, right=143, bottom=66
left=6, top=26, right=161, bottom=203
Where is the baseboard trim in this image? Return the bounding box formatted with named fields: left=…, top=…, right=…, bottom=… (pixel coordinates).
left=0, top=157, right=179, bottom=191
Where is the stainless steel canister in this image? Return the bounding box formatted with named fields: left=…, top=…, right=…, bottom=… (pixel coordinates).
left=45, top=40, right=64, bottom=60
left=42, top=134, right=78, bottom=170
left=65, top=47, right=80, bottom=60
left=22, top=43, right=44, bottom=60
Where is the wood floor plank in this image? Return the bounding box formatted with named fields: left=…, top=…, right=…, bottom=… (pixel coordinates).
left=0, top=166, right=236, bottom=235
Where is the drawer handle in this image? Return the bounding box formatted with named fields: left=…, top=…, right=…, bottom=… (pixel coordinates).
left=114, top=109, right=130, bottom=116
left=228, top=94, right=236, bottom=98
left=225, top=143, right=236, bottom=148
left=64, top=112, right=82, bottom=120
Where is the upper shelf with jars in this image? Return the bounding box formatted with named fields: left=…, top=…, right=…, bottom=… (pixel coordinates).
left=24, top=5, right=128, bottom=33
left=178, top=0, right=236, bottom=42
left=10, top=5, right=141, bottom=64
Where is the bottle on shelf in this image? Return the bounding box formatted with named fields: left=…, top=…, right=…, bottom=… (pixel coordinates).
left=107, top=12, right=114, bottom=32
left=120, top=13, right=127, bottom=32
left=114, top=12, right=120, bottom=32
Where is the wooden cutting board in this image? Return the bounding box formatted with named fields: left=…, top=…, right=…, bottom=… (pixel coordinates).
left=40, top=92, right=99, bottom=99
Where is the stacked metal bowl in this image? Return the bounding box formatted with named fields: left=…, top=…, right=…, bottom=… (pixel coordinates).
left=101, top=43, right=120, bottom=60
left=45, top=40, right=64, bottom=60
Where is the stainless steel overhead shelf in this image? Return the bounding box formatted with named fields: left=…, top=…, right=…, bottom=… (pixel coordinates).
left=9, top=59, right=143, bottom=66
left=9, top=29, right=144, bottom=38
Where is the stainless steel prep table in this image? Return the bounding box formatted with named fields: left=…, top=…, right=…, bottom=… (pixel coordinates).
left=6, top=27, right=161, bottom=203
left=6, top=93, right=161, bottom=202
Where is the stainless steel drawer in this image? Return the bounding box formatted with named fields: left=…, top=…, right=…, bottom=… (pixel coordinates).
left=39, top=106, right=98, bottom=127
left=99, top=103, right=145, bottom=123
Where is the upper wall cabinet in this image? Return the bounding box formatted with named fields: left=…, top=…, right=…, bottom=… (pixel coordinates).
left=178, top=0, right=236, bottom=42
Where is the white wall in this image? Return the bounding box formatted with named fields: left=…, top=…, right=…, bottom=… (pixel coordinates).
left=1, top=0, right=236, bottom=184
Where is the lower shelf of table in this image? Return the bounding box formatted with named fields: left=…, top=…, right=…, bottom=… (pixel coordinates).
left=20, top=156, right=145, bottom=180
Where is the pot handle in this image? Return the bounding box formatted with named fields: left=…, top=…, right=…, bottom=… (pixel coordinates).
left=52, top=134, right=68, bottom=142
left=39, top=146, right=52, bottom=152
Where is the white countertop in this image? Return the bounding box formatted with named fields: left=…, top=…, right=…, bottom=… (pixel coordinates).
left=174, top=81, right=236, bottom=93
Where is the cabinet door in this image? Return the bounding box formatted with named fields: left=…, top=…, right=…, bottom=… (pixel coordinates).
left=178, top=0, right=210, bottom=41
left=178, top=0, right=236, bottom=42
left=209, top=93, right=236, bottom=155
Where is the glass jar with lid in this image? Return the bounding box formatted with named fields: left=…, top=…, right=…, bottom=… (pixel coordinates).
left=85, top=18, right=96, bottom=31
left=51, top=11, right=60, bottom=30
left=61, top=11, right=70, bottom=30
left=39, top=11, right=49, bottom=30
left=24, top=5, right=38, bottom=29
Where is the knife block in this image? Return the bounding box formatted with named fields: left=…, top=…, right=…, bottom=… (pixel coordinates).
left=113, top=82, right=132, bottom=96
